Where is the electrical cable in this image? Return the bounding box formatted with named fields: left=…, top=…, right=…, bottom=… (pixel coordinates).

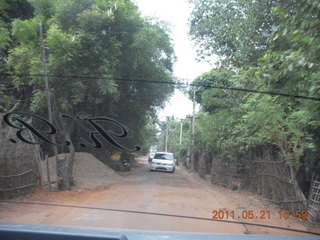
left=0, top=200, right=319, bottom=236
left=1, top=73, right=320, bottom=101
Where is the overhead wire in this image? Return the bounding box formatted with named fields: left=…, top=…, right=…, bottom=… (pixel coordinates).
left=1, top=76, right=319, bottom=236
left=1, top=73, right=320, bottom=101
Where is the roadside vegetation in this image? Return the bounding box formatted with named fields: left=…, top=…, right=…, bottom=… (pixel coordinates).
left=157, top=0, right=320, bottom=213
left=1, top=0, right=319, bottom=216
left=0, top=0, right=175, bottom=190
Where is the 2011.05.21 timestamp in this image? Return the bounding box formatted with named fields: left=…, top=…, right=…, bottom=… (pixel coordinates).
left=212, top=210, right=309, bottom=220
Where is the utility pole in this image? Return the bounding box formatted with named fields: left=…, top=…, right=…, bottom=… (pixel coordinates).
left=36, top=0, right=60, bottom=190
left=178, top=119, right=183, bottom=166
left=179, top=119, right=183, bottom=145
left=165, top=120, right=169, bottom=152
left=36, top=0, right=53, bottom=128
left=191, top=89, right=195, bottom=148
left=190, top=89, right=196, bottom=170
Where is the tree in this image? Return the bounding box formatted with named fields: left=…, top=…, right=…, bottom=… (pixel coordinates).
left=0, top=0, right=34, bottom=112
left=188, top=0, right=320, bottom=208
left=189, top=0, right=320, bottom=166
left=5, top=0, right=176, bottom=186
left=189, top=0, right=293, bottom=67
left=157, top=117, right=191, bottom=165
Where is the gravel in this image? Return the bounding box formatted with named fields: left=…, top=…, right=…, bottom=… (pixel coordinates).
left=42, top=152, right=123, bottom=190
left=72, top=152, right=123, bottom=189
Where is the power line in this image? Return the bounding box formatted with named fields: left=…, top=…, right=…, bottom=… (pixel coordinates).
left=1, top=200, right=319, bottom=236
left=1, top=73, right=320, bottom=101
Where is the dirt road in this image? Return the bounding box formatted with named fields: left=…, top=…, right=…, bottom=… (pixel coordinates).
left=0, top=156, right=317, bottom=236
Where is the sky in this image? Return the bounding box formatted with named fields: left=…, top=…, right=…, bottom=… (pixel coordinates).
left=134, top=0, right=213, bottom=120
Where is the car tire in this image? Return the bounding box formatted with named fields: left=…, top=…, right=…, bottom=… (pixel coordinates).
left=150, top=169, right=153, bottom=172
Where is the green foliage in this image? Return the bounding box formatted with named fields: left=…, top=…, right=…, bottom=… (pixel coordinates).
left=157, top=117, right=191, bottom=158
left=0, top=0, right=34, bottom=112
left=0, top=20, right=10, bottom=51
left=140, top=123, right=158, bottom=154
left=189, top=0, right=283, bottom=66
left=191, top=68, right=239, bottom=112
left=4, top=0, right=175, bottom=156
left=189, top=0, right=320, bottom=168
left=11, top=18, right=38, bottom=46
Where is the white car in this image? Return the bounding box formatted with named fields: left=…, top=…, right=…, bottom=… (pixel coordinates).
left=150, top=152, right=175, bottom=173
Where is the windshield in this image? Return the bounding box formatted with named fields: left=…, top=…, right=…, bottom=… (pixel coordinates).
left=0, top=0, right=320, bottom=238
left=153, top=153, right=174, bottom=160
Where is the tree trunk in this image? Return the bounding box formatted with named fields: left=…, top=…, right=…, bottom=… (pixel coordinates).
left=53, top=100, right=72, bottom=190
left=28, top=130, right=43, bottom=187
left=210, top=153, right=218, bottom=184
left=198, top=151, right=207, bottom=178
left=65, top=131, right=75, bottom=186
left=0, top=114, right=3, bottom=144
left=57, top=156, right=70, bottom=190
left=288, top=161, right=307, bottom=211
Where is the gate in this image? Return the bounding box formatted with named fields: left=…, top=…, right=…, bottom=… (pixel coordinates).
left=308, top=174, right=320, bottom=222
